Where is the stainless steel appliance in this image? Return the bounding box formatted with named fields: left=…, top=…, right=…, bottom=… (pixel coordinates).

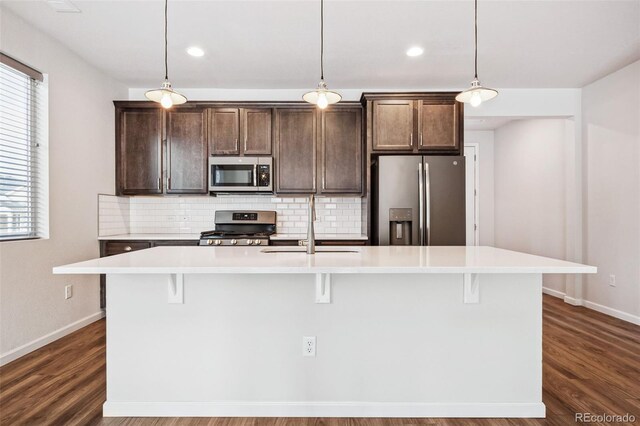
left=198, top=210, right=276, bottom=246
left=372, top=156, right=465, bottom=246
left=208, top=157, right=272, bottom=193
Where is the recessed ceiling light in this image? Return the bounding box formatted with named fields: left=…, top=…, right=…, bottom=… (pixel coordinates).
left=406, top=46, right=424, bottom=57
left=186, top=47, right=205, bottom=57
left=47, top=0, right=81, bottom=13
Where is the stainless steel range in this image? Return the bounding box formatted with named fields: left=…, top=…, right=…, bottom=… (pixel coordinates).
left=198, top=210, right=276, bottom=246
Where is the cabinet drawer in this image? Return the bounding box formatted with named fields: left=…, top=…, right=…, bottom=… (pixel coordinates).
left=153, top=240, right=198, bottom=247
left=103, top=241, right=151, bottom=256
left=316, top=240, right=367, bottom=246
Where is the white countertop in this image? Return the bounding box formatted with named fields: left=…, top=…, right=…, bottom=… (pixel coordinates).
left=99, top=233, right=200, bottom=241
left=98, top=233, right=368, bottom=241
left=54, top=246, right=596, bottom=275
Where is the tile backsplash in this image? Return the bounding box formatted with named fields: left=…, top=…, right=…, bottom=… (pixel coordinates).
left=98, top=194, right=364, bottom=236
left=98, top=195, right=130, bottom=236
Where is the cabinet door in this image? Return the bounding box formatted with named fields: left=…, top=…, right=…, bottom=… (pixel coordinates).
left=275, top=109, right=317, bottom=193
left=372, top=100, right=414, bottom=151
left=117, top=109, right=163, bottom=195
left=417, top=101, right=460, bottom=152
left=319, top=108, right=362, bottom=194
left=166, top=109, right=208, bottom=194
left=242, top=108, right=272, bottom=155
left=208, top=108, right=240, bottom=155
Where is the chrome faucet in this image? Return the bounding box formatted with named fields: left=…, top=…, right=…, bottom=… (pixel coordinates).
left=306, top=194, right=316, bottom=254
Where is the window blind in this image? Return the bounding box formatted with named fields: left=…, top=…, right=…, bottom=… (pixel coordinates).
left=0, top=55, right=47, bottom=241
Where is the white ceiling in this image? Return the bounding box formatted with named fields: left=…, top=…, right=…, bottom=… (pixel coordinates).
left=2, top=0, right=639, bottom=90
left=464, top=117, right=516, bottom=130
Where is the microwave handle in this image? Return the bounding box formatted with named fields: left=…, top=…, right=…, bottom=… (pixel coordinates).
left=253, top=164, right=257, bottom=187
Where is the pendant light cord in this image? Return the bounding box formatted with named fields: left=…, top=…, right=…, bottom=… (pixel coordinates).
left=320, top=0, right=324, bottom=81
left=474, top=0, right=478, bottom=79
left=164, top=0, right=169, bottom=81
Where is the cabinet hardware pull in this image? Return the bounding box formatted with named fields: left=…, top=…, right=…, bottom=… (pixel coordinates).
left=410, top=133, right=413, bottom=146
left=168, top=177, right=171, bottom=189
left=158, top=177, right=161, bottom=190
left=235, top=138, right=239, bottom=152
left=244, top=136, right=248, bottom=152
left=420, top=133, right=423, bottom=146
left=124, top=246, right=132, bottom=252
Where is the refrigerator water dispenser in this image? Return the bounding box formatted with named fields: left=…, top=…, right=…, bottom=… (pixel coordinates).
left=389, top=208, right=413, bottom=245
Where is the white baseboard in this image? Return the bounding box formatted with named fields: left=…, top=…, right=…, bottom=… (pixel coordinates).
left=563, top=295, right=583, bottom=306
left=103, top=401, right=546, bottom=418
left=0, top=311, right=105, bottom=367
left=540, top=287, right=640, bottom=326
left=542, top=287, right=566, bottom=299
left=583, top=300, right=640, bottom=326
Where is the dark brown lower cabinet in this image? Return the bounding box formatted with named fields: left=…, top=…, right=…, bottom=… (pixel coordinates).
left=99, top=239, right=198, bottom=309
left=269, top=239, right=367, bottom=247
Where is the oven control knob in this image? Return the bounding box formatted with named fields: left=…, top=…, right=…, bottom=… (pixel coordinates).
left=255, top=240, right=262, bottom=245
left=230, top=239, right=237, bottom=245
left=214, top=240, right=222, bottom=246
left=247, top=240, right=254, bottom=245
left=207, top=239, right=214, bottom=246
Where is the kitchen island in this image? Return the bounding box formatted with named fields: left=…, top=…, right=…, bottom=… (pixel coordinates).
left=54, top=246, right=595, bottom=418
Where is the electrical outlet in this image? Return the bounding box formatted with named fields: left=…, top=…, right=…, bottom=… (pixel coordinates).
left=65, top=284, right=73, bottom=299
left=609, top=274, right=616, bottom=287
left=303, top=336, right=316, bottom=357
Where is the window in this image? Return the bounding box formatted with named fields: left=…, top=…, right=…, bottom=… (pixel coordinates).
left=0, top=53, right=47, bottom=241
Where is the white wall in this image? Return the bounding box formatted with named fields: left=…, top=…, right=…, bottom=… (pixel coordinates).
left=582, top=60, right=640, bottom=323
left=493, top=119, right=571, bottom=294
left=0, top=8, right=127, bottom=364
left=464, top=131, right=495, bottom=246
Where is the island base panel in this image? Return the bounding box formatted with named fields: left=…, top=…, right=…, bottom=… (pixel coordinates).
left=105, top=273, right=544, bottom=418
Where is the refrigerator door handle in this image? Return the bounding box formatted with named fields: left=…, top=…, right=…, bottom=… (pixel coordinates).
left=418, top=162, right=425, bottom=245
left=424, top=162, right=431, bottom=246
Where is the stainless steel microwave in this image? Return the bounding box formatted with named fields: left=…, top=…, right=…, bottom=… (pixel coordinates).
left=208, top=157, right=273, bottom=193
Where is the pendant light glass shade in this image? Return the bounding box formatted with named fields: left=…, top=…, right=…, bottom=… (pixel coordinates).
left=303, top=81, right=342, bottom=109
left=146, top=0, right=186, bottom=109
left=455, top=78, right=498, bottom=107
left=457, top=0, right=497, bottom=107
left=303, top=0, right=341, bottom=108
left=145, top=80, right=187, bottom=109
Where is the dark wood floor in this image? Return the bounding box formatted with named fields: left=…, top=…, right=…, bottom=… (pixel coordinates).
left=1, top=295, right=639, bottom=426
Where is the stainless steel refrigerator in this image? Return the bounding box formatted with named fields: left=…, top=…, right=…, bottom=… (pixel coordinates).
left=372, top=156, right=466, bottom=246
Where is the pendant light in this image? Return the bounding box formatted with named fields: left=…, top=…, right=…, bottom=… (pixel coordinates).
left=303, top=0, right=341, bottom=109
left=456, top=0, right=498, bottom=107
left=145, top=0, right=187, bottom=109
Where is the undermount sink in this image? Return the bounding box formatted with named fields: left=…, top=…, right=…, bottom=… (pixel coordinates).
left=261, top=247, right=361, bottom=254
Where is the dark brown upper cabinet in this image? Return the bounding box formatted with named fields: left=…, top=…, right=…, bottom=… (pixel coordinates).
left=274, top=108, right=317, bottom=194
left=208, top=107, right=272, bottom=156
left=208, top=108, right=240, bottom=155
left=116, top=108, right=163, bottom=195
left=115, top=101, right=363, bottom=197
left=242, top=108, right=272, bottom=155
left=319, top=108, right=363, bottom=195
left=417, top=100, right=459, bottom=151
left=372, top=100, right=414, bottom=151
left=166, top=108, right=208, bottom=194
left=363, top=93, right=463, bottom=155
